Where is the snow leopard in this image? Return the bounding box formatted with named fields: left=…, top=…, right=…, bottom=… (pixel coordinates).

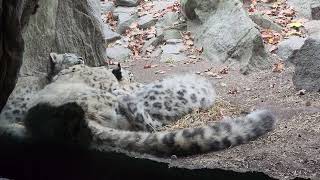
left=24, top=72, right=276, bottom=156
left=0, top=53, right=86, bottom=123
left=0, top=52, right=138, bottom=123
left=118, top=74, right=216, bottom=131
left=52, top=59, right=143, bottom=96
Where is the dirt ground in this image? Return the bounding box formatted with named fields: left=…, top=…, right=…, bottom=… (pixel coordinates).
left=120, top=58, right=320, bottom=180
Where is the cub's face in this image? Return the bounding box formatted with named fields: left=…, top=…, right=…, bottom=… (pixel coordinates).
left=50, top=52, right=84, bottom=73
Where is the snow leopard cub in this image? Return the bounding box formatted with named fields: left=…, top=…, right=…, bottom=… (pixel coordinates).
left=118, top=74, right=216, bottom=131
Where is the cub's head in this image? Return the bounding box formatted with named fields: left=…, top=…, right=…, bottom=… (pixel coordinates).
left=50, top=52, right=85, bottom=75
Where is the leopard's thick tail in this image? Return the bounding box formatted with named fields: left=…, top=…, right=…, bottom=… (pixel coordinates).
left=90, top=110, right=276, bottom=156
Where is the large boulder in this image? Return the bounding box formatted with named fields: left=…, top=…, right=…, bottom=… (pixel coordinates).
left=287, top=0, right=316, bottom=19
left=1, top=0, right=108, bottom=123
left=288, top=33, right=320, bottom=92
left=20, top=0, right=107, bottom=76
left=186, top=0, right=270, bottom=74
left=276, top=36, right=306, bottom=62
left=0, top=0, right=39, bottom=112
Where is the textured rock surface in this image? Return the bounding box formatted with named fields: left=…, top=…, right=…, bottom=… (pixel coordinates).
left=304, top=20, right=320, bottom=35
left=288, top=33, right=320, bottom=91
left=188, top=0, right=270, bottom=73
left=114, top=7, right=138, bottom=34
left=21, top=0, right=107, bottom=77
left=311, top=2, right=320, bottom=20
left=250, top=12, right=282, bottom=33
left=0, top=0, right=39, bottom=111
left=106, top=46, right=131, bottom=62
left=137, top=14, right=157, bottom=29
left=287, top=0, right=313, bottom=19
left=276, top=36, right=306, bottom=62
left=115, top=0, right=140, bottom=7
left=101, top=1, right=115, bottom=14
left=104, top=24, right=121, bottom=43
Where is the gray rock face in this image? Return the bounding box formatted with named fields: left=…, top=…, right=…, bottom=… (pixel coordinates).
left=115, top=0, right=140, bottom=7
left=160, top=43, right=187, bottom=62
left=0, top=0, right=39, bottom=111
left=106, top=46, right=131, bottom=62
left=289, top=33, right=320, bottom=91
left=287, top=0, right=313, bottom=19
left=114, top=7, right=138, bottom=34
left=189, top=0, right=269, bottom=73
left=276, top=36, right=306, bottom=62
left=21, top=0, right=107, bottom=77
left=249, top=12, right=282, bottom=33
left=137, top=14, right=157, bottom=29
left=304, top=20, right=320, bottom=36
left=101, top=1, right=115, bottom=14
left=311, top=2, right=320, bottom=20
left=103, top=24, right=121, bottom=43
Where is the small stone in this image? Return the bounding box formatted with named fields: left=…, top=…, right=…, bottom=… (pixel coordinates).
left=115, top=0, right=140, bottom=7
left=166, top=39, right=183, bottom=44
left=163, top=29, right=182, bottom=40
left=161, top=43, right=184, bottom=54
left=100, top=1, right=115, bottom=14
left=250, top=12, right=283, bottom=33
left=103, top=24, right=121, bottom=43
left=137, top=14, right=157, bottom=29
left=106, top=46, right=131, bottom=62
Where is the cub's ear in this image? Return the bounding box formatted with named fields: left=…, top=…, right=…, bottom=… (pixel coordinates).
left=112, top=63, right=122, bottom=81
left=49, top=52, right=58, bottom=64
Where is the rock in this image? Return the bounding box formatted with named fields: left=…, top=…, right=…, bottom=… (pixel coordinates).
left=21, top=0, right=107, bottom=77
left=137, top=14, right=157, bottom=29
left=160, top=43, right=186, bottom=62
left=113, top=7, right=138, bottom=34
left=161, top=53, right=188, bottom=62
left=311, top=2, right=320, bottom=20
left=161, top=43, right=184, bottom=54
left=100, top=1, right=115, bottom=14
left=113, top=6, right=137, bottom=15
left=166, top=39, right=183, bottom=44
left=181, top=0, right=219, bottom=21
left=157, top=11, right=180, bottom=28
left=189, top=0, right=270, bottom=73
left=288, top=33, right=320, bottom=91
left=103, top=24, right=121, bottom=43
left=249, top=12, right=282, bottom=33
left=163, top=29, right=182, bottom=40
left=304, top=20, right=320, bottom=35
left=115, top=0, right=140, bottom=7
left=0, top=0, right=39, bottom=111
left=142, top=34, right=164, bottom=54
left=153, top=1, right=175, bottom=12
left=287, top=0, right=313, bottom=19
left=106, top=46, right=131, bottom=62
left=150, top=48, right=163, bottom=58
left=276, top=36, right=306, bottom=62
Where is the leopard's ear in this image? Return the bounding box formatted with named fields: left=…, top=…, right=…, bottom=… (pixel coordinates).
left=50, top=52, right=58, bottom=64
left=112, top=63, right=122, bottom=81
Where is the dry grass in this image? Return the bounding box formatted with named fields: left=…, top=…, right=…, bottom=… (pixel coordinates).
left=161, top=99, right=248, bottom=131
